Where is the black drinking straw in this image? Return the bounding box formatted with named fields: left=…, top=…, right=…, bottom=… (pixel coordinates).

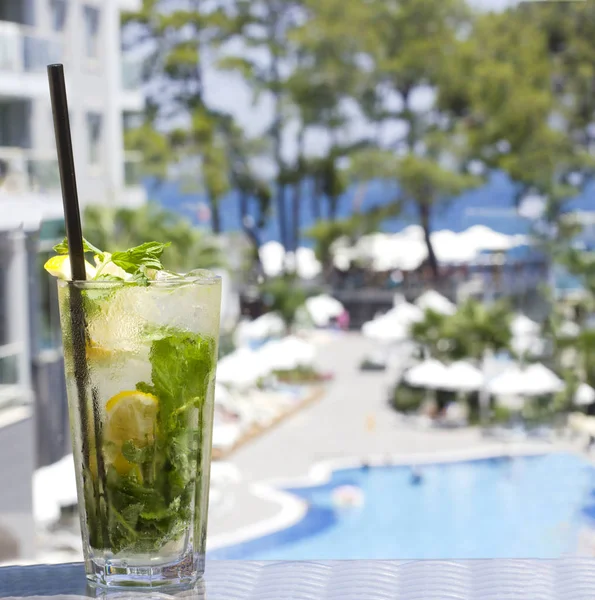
left=48, top=64, right=86, bottom=280
left=47, top=64, right=89, bottom=467
left=48, top=64, right=109, bottom=546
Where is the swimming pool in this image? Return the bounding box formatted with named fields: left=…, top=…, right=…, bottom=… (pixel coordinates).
left=209, top=453, right=595, bottom=560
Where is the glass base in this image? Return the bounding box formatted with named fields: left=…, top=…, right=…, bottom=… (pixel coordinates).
left=86, top=551, right=204, bottom=590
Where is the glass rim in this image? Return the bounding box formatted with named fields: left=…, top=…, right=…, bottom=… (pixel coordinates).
left=57, top=273, right=221, bottom=289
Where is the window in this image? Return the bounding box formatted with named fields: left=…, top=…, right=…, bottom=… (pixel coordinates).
left=83, top=5, right=100, bottom=59
left=86, top=112, right=102, bottom=165
left=122, top=111, right=143, bottom=131
left=49, top=0, right=68, bottom=32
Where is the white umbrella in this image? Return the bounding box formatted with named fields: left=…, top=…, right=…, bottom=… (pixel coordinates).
left=460, top=225, right=516, bottom=253
left=259, top=241, right=285, bottom=277
left=235, top=312, right=285, bottom=345
left=487, top=363, right=563, bottom=396
left=487, top=366, right=529, bottom=396
left=575, top=383, right=595, bottom=406
left=217, top=348, right=270, bottom=388
left=415, top=291, right=457, bottom=315
left=33, top=454, right=78, bottom=525
left=442, top=361, right=484, bottom=392
left=214, top=384, right=233, bottom=407
left=257, top=336, right=316, bottom=370
left=306, top=294, right=344, bottom=327
left=511, top=334, right=545, bottom=357
left=386, top=302, right=424, bottom=327
left=212, top=423, right=242, bottom=451
left=432, top=229, right=478, bottom=264
left=511, top=314, right=540, bottom=337
left=523, top=363, right=564, bottom=395
left=560, top=321, right=580, bottom=338
left=355, top=233, right=427, bottom=272
left=362, top=313, right=409, bottom=342
left=404, top=359, right=449, bottom=388
left=296, top=247, right=322, bottom=280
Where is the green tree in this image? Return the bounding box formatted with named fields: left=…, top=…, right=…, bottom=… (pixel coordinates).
left=411, top=299, right=512, bottom=363
left=217, top=0, right=304, bottom=251
left=349, top=149, right=479, bottom=277
left=285, top=0, right=368, bottom=246
left=123, top=0, right=234, bottom=233
left=446, top=300, right=512, bottom=363
left=410, top=309, right=449, bottom=360
left=260, top=274, right=308, bottom=331
left=219, top=118, right=273, bottom=274
left=83, top=203, right=224, bottom=272
left=305, top=202, right=402, bottom=274
left=330, top=0, right=481, bottom=279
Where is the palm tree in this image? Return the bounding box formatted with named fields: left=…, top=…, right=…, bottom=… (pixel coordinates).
left=83, top=203, right=224, bottom=272
left=446, top=300, right=512, bottom=362
left=410, top=309, right=450, bottom=360
left=411, top=299, right=512, bottom=364
left=260, top=274, right=308, bottom=333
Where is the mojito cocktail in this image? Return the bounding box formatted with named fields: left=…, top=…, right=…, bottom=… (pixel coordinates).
left=48, top=240, right=221, bottom=588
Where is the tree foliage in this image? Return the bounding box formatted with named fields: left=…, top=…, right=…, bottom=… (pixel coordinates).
left=122, top=0, right=595, bottom=289
left=260, top=274, right=308, bottom=330
left=83, top=204, right=224, bottom=272
left=411, top=300, right=512, bottom=363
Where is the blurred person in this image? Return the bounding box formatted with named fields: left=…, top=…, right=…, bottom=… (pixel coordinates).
left=337, top=309, right=350, bottom=330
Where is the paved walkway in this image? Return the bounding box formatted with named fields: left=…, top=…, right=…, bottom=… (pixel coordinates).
left=208, top=333, right=491, bottom=538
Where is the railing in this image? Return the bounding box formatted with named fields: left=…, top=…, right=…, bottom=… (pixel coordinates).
left=0, top=342, right=26, bottom=411
left=0, top=147, right=60, bottom=193
left=121, top=55, right=143, bottom=91
left=0, top=21, right=62, bottom=73
left=124, top=151, right=143, bottom=187
left=0, top=342, right=19, bottom=386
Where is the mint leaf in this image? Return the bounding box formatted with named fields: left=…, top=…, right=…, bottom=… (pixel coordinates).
left=148, top=331, right=216, bottom=432
left=92, top=329, right=217, bottom=555
left=53, top=237, right=104, bottom=258
left=121, top=440, right=153, bottom=465
left=110, top=242, right=170, bottom=275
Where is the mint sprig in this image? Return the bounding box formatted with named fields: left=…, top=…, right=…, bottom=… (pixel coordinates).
left=54, top=238, right=104, bottom=259
left=110, top=242, right=171, bottom=284
left=53, top=238, right=170, bottom=285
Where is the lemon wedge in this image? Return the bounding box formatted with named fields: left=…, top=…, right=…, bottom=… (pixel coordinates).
left=104, top=390, right=158, bottom=477
left=105, top=390, right=159, bottom=446
left=44, top=254, right=97, bottom=280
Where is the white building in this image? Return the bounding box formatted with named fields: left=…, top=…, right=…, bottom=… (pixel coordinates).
left=0, top=0, right=146, bottom=562
left=0, top=0, right=145, bottom=214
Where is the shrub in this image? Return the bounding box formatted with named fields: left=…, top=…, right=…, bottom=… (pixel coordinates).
left=273, top=366, right=325, bottom=384
left=491, top=405, right=512, bottom=424
left=392, top=384, right=426, bottom=414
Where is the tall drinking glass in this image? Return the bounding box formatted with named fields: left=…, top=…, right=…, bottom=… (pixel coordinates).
left=57, top=273, right=221, bottom=589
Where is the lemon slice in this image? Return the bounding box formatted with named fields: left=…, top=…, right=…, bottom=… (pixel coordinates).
left=105, top=390, right=159, bottom=446
left=104, top=390, right=158, bottom=477
left=44, top=254, right=97, bottom=280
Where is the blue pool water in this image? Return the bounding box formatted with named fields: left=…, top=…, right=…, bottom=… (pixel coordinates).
left=210, top=454, right=595, bottom=560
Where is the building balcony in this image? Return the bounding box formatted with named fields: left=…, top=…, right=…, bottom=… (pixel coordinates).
left=121, top=55, right=144, bottom=111
left=0, top=342, right=29, bottom=411
left=0, top=147, right=60, bottom=195
left=118, top=0, right=143, bottom=11
left=0, top=21, right=62, bottom=98
left=122, top=151, right=146, bottom=207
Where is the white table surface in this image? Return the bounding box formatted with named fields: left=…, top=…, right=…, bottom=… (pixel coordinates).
left=2, top=559, right=595, bottom=599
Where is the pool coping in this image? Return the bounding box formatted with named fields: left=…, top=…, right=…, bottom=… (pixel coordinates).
left=207, top=442, right=555, bottom=551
